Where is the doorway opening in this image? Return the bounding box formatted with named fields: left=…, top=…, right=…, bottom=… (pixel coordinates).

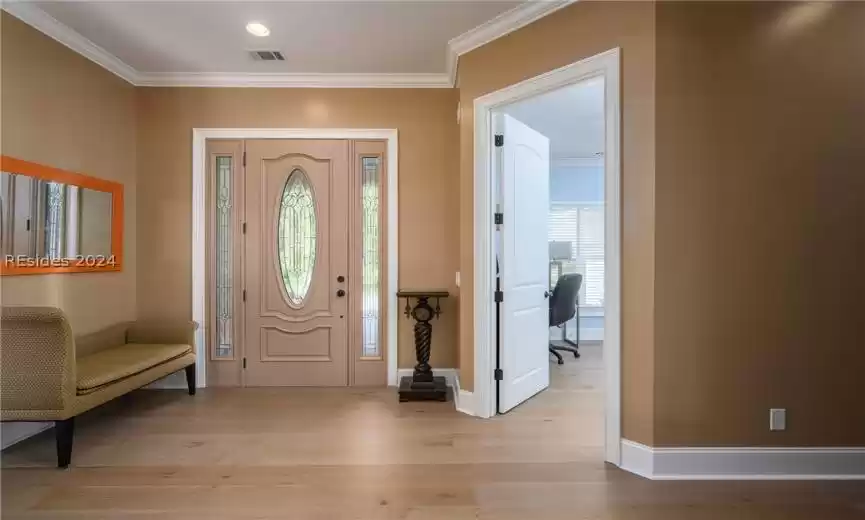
left=473, top=49, right=621, bottom=465
left=190, top=129, right=400, bottom=389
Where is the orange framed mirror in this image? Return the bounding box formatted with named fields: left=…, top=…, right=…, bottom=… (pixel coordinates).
left=0, top=156, right=123, bottom=275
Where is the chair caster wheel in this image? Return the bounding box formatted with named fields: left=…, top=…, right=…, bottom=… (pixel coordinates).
left=573, top=352, right=580, bottom=358
left=557, top=358, right=564, bottom=365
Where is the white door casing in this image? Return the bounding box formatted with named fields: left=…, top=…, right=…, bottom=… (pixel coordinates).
left=188, top=128, right=399, bottom=391
left=496, top=113, right=551, bottom=413
left=472, top=48, right=621, bottom=466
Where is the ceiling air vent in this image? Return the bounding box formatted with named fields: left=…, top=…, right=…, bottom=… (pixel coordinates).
left=250, top=50, right=285, bottom=61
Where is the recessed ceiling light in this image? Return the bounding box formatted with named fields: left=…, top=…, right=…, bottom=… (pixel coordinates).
left=246, top=22, right=270, bottom=37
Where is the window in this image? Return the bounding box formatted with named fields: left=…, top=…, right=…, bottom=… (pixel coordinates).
left=214, top=156, right=234, bottom=358
left=549, top=202, right=604, bottom=307
left=277, top=168, right=316, bottom=306
left=361, top=157, right=381, bottom=358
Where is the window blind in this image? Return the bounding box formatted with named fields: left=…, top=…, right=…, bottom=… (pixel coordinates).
left=549, top=203, right=604, bottom=307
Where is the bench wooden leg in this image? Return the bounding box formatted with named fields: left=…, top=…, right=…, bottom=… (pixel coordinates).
left=55, top=418, right=74, bottom=469
left=185, top=364, right=196, bottom=396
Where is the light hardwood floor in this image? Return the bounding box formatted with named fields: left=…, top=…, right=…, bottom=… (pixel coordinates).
left=2, top=345, right=864, bottom=519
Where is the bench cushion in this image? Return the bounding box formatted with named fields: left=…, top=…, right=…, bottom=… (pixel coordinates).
left=77, top=344, right=193, bottom=395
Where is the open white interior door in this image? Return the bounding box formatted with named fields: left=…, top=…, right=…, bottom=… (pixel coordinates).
left=496, top=112, right=551, bottom=413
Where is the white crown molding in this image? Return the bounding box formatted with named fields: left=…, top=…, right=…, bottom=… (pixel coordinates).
left=2, top=2, right=139, bottom=84
left=621, top=440, right=865, bottom=480
left=5, top=1, right=575, bottom=88
left=445, top=47, right=459, bottom=88
left=135, top=72, right=451, bottom=88
left=445, top=0, right=577, bottom=85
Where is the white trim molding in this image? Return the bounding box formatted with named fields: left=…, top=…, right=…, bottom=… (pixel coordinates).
left=395, top=368, right=475, bottom=415
left=621, top=440, right=865, bottom=480
left=4, top=1, right=575, bottom=88
left=135, top=72, right=451, bottom=89
left=190, top=129, right=399, bottom=388
left=448, top=1, right=576, bottom=66
left=471, top=49, right=622, bottom=466
left=2, top=1, right=138, bottom=84
left=455, top=390, right=476, bottom=417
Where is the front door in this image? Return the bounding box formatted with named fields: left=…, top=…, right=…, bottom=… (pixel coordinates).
left=244, top=139, right=350, bottom=386
left=496, top=113, right=551, bottom=413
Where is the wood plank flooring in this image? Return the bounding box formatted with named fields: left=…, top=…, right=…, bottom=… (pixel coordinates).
left=2, top=345, right=864, bottom=519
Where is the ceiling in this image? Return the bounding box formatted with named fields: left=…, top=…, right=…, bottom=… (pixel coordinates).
left=503, top=76, right=605, bottom=159
left=4, top=1, right=575, bottom=87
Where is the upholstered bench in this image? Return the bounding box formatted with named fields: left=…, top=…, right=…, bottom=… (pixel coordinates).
left=0, top=307, right=197, bottom=468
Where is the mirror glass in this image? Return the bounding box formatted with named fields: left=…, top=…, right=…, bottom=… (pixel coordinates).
left=1, top=171, right=115, bottom=265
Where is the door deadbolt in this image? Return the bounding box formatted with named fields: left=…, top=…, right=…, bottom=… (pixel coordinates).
left=337, top=275, right=345, bottom=283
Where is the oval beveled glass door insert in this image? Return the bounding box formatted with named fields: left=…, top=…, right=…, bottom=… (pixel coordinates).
left=277, top=168, right=316, bottom=306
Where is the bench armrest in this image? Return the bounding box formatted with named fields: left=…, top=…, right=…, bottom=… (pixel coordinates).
left=126, top=320, right=198, bottom=347
left=0, top=306, right=76, bottom=413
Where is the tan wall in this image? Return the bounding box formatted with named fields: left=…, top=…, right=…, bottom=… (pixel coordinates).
left=654, top=1, right=865, bottom=446
left=136, top=88, right=460, bottom=370
left=457, top=1, right=657, bottom=444
left=0, top=13, right=137, bottom=334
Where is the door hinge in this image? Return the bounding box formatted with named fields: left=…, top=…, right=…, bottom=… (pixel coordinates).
left=242, top=358, right=247, bottom=369
left=494, top=290, right=503, bottom=303
left=494, top=368, right=503, bottom=381
left=494, top=134, right=504, bottom=147
left=242, top=289, right=247, bottom=302
left=242, top=151, right=246, bottom=167
left=494, top=212, right=503, bottom=225
left=242, top=222, right=247, bottom=234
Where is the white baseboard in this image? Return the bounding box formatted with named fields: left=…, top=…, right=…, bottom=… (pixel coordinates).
left=1, top=422, right=52, bottom=450
left=456, top=390, right=476, bottom=416
left=395, top=368, right=479, bottom=415
left=448, top=370, right=475, bottom=417
left=621, top=439, right=865, bottom=480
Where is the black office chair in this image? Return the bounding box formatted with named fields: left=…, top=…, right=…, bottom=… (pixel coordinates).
left=549, top=273, right=581, bottom=365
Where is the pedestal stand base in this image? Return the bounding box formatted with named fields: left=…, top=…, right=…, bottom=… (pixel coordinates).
left=398, top=376, right=447, bottom=402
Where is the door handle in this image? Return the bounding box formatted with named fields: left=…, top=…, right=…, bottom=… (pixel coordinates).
left=544, top=290, right=550, bottom=298
left=336, top=289, right=346, bottom=297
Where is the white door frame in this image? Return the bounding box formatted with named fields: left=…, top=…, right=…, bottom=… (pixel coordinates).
left=473, top=48, right=622, bottom=465
left=191, top=128, right=399, bottom=388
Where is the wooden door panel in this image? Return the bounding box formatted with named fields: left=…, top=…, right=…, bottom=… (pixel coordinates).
left=260, top=326, right=331, bottom=360
left=245, top=139, right=349, bottom=387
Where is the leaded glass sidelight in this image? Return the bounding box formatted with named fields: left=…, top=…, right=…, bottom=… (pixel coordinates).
left=361, top=157, right=381, bottom=357
left=278, top=169, right=316, bottom=306
left=214, top=156, right=234, bottom=358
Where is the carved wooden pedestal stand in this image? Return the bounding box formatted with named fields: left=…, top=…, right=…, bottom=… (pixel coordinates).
left=396, top=290, right=449, bottom=402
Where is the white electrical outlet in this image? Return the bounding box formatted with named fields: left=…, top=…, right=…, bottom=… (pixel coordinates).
left=769, top=408, right=787, bottom=431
